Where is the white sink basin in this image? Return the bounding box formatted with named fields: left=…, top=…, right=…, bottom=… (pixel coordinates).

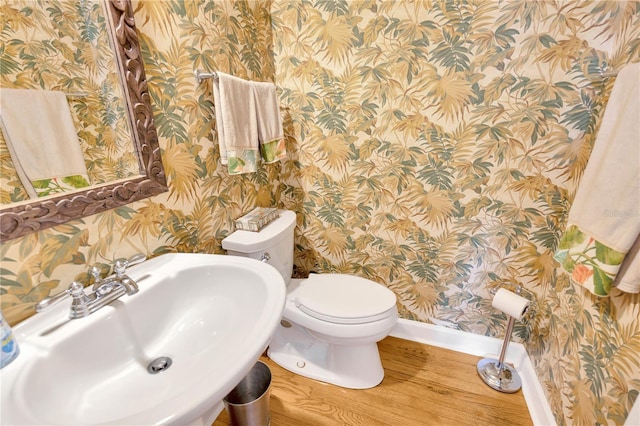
left=0, top=253, right=286, bottom=425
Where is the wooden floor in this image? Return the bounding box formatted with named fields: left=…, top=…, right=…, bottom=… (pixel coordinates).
left=214, top=336, right=532, bottom=426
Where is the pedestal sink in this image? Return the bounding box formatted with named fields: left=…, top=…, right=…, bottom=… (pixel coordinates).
left=0, top=253, right=286, bottom=425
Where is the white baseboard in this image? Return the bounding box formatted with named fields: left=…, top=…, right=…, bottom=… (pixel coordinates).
left=390, top=318, right=556, bottom=426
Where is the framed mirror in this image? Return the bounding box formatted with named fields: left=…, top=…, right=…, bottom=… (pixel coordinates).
left=0, top=0, right=167, bottom=241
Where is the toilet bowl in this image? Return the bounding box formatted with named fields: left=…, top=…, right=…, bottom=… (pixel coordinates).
left=222, top=210, right=398, bottom=389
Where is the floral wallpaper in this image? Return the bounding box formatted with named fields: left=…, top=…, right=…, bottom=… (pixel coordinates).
left=0, top=0, right=139, bottom=203
left=1, top=1, right=639, bottom=425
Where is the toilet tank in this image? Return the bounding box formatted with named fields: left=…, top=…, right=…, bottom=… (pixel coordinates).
left=222, top=209, right=296, bottom=285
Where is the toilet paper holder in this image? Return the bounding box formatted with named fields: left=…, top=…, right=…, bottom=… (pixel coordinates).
left=477, top=284, right=536, bottom=393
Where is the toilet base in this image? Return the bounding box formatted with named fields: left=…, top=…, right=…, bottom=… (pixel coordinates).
left=267, top=319, right=385, bottom=389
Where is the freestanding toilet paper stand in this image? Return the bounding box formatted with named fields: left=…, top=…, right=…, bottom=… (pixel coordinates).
left=477, top=285, right=533, bottom=393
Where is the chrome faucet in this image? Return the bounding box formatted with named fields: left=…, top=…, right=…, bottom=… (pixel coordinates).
left=35, top=254, right=147, bottom=319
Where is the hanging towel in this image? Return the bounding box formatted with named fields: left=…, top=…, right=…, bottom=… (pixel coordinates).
left=252, top=81, right=286, bottom=163
left=554, top=62, right=640, bottom=296
left=615, top=234, right=640, bottom=294
left=211, top=73, right=259, bottom=175
left=0, top=88, right=89, bottom=198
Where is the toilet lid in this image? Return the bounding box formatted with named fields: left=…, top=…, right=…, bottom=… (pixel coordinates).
left=294, top=274, right=397, bottom=324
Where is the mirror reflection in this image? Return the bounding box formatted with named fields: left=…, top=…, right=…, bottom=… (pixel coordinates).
left=0, top=0, right=167, bottom=241
left=0, top=0, right=140, bottom=205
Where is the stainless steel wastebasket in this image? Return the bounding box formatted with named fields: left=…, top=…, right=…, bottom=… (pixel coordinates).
left=223, top=360, right=272, bottom=426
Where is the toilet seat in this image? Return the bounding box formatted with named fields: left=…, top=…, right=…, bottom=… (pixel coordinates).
left=294, top=274, right=396, bottom=325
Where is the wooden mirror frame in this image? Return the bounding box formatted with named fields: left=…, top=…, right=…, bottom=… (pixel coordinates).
left=0, top=0, right=167, bottom=241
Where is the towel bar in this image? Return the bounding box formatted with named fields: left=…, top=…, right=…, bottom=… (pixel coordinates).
left=195, top=69, right=218, bottom=84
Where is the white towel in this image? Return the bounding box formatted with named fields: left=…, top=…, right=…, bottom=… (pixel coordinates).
left=211, top=73, right=259, bottom=175
left=615, top=234, right=640, bottom=293
left=555, top=62, right=640, bottom=296
left=0, top=88, right=89, bottom=198
left=252, top=81, right=286, bottom=163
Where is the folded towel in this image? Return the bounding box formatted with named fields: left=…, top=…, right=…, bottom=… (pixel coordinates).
left=212, top=73, right=259, bottom=175
left=252, top=81, right=286, bottom=163
left=555, top=62, right=640, bottom=296
left=0, top=88, right=89, bottom=198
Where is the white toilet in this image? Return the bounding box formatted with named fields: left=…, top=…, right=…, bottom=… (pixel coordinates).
left=222, top=209, right=398, bottom=389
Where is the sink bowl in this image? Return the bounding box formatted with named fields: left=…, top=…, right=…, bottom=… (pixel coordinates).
left=0, top=253, right=286, bottom=425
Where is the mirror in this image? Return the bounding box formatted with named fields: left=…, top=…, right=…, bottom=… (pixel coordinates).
left=0, top=0, right=167, bottom=241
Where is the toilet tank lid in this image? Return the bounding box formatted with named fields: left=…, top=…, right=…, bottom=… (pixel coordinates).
left=222, top=209, right=296, bottom=253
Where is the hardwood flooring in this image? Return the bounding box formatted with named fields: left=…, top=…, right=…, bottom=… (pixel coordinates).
left=213, top=336, right=532, bottom=426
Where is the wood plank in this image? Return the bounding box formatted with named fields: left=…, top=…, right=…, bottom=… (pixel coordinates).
left=213, top=336, right=532, bottom=426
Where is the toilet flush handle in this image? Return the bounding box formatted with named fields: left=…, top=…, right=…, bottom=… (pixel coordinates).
left=260, top=252, right=271, bottom=262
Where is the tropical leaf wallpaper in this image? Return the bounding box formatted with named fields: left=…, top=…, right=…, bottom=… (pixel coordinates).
left=1, top=1, right=639, bottom=424
left=0, top=0, right=139, bottom=204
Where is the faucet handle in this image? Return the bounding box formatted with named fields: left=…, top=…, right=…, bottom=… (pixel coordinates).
left=89, top=266, right=103, bottom=285
left=35, top=288, right=70, bottom=312
left=114, top=259, right=127, bottom=278
left=35, top=281, right=85, bottom=312
left=126, top=253, right=147, bottom=268
left=68, top=281, right=91, bottom=318
left=114, top=253, right=147, bottom=278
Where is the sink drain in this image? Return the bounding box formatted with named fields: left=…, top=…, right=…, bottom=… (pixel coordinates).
left=147, top=356, right=172, bottom=374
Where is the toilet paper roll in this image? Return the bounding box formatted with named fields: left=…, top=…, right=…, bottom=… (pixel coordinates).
left=492, top=288, right=530, bottom=320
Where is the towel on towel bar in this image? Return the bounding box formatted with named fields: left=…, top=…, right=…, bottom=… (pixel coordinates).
left=252, top=81, right=286, bottom=163
left=554, top=62, right=640, bottom=296
left=212, top=72, right=259, bottom=175
left=0, top=88, right=89, bottom=198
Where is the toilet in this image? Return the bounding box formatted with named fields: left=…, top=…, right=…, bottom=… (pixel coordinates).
left=222, top=209, right=398, bottom=389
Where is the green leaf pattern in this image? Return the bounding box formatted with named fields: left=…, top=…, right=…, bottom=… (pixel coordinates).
left=226, top=138, right=286, bottom=174
left=555, top=225, right=626, bottom=296
left=260, top=138, right=286, bottom=164
left=226, top=149, right=257, bottom=175
left=31, top=174, right=90, bottom=197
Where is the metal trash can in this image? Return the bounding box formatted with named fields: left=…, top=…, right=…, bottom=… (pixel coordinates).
left=223, top=360, right=272, bottom=426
